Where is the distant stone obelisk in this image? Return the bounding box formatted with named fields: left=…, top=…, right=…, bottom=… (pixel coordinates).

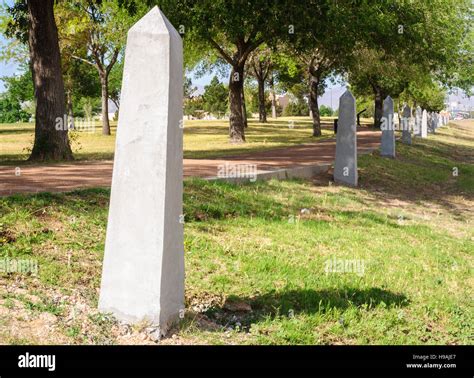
left=428, top=112, right=436, bottom=134
left=401, top=105, right=412, bottom=145
left=421, top=109, right=428, bottom=138
left=99, top=7, right=184, bottom=336
left=381, top=96, right=395, bottom=158
left=414, top=106, right=422, bottom=136
left=334, top=90, right=358, bottom=187
left=434, top=113, right=439, bottom=131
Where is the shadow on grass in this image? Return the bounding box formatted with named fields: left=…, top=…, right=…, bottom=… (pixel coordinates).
left=0, top=128, right=33, bottom=135
left=199, top=287, right=409, bottom=330
left=334, top=210, right=402, bottom=228
left=428, top=144, right=474, bottom=165
left=310, top=125, right=474, bottom=219
left=0, top=188, right=111, bottom=213
left=184, top=179, right=291, bottom=222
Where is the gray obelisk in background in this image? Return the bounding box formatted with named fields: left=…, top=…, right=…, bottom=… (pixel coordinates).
left=381, top=96, right=395, bottom=158
left=421, top=109, right=428, bottom=138
left=99, top=7, right=185, bottom=336
left=401, top=105, right=412, bottom=145
left=414, top=106, right=421, bottom=136
left=428, top=112, right=435, bottom=134
left=334, top=90, right=358, bottom=186
left=434, top=113, right=439, bottom=131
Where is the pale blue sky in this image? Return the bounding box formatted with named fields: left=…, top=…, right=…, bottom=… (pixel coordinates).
left=0, top=0, right=18, bottom=91
left=0, top=35, right=20, bottom=92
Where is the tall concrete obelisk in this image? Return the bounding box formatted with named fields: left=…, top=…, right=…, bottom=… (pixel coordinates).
left=99, top=7, right=184, bottom=336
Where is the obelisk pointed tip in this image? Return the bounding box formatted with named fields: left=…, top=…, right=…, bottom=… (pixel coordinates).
left=403, top=104, right=411, bottom=116
left=129, top=6, right=181, bottom=39
left=340, top=89, right=355, bottom=102
left=384, top=96, right=393, bottom=106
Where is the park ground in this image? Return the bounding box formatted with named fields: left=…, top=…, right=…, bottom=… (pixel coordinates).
left=0, top=119, right=473, bottom=345
left=0, top=116, right=366, bottom=164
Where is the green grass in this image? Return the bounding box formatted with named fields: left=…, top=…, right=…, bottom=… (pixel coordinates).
left=0, top=121, right=473, bottom=345
left=0, top=117, right=373, bottom=164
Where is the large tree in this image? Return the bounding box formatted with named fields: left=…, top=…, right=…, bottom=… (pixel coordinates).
left=271, top=1, right=383, bottom=136
left=58, top=0, right=143, bottom=135
left=247, top=46, right=272, bottom=123
left=400, top=73, right=448, bottom=112
left=282, top=1, right=339, bottom=136
left=348, top=0, right=472, bottom=127
left=26, top=0, right=73, bottom=161
left=153, top=0, right=295, bottom=143
left=55, top=3, right=100, bottom=123
left=348, top=47, right=414, bottom=128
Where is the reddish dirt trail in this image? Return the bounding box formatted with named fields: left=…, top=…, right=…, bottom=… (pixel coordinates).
left=0, top=129, right=381, bottom=196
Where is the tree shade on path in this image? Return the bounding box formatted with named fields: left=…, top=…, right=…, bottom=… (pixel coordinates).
left=0, top=130, right=381, bottom=196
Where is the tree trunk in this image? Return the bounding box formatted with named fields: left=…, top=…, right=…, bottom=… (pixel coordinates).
left=270, top=74, right=277, bottom=119
left=27, top=0, right=73, bottom=161
left=309, top=75, right=321, bottom=137
left=228, top=65, right=245, bottom=142
left=257, top=77, right=267, bottom=123
left=241, top=86, right=248, bottom=129
left=374, top=86, right=384, bottom=129
left=100, top=73, right=111, bottom=135
left=66, top=90, right=74, bottom=129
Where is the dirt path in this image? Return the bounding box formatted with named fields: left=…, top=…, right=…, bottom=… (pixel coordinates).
left=0, top=129, right=381, bottom=196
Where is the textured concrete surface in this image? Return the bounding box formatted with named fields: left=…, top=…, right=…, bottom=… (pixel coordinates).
left=333, top=90, right=358, bottom=187
left=401, top=105, right=412, bottom=145
left=381, top=96, right=395, bottom=158
left=428, top=112, right=435, bottom=134
left=98, top=7, right=184, bottom=335
left=421, top=109, right=428, bottom=138
left=414, top=106, right=422, bottom=136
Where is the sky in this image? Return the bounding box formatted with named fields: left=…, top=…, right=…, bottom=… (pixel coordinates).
left=0, top=0, right=19, bottom=92
left=0, top=34, right=20, bottom=92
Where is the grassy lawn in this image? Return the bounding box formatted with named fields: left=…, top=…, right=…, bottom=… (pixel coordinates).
left=0, top=121, right=472, bottom=345
left=0, top=117, right=367, bottom=164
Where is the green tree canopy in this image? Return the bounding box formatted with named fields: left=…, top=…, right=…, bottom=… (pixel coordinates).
left=56, top=0, right=146, bottom=134
left=151, top=0, right=298, bottom=142
left=0, top=93, right=30, bottom=123
left=347, top=0, right=472, bottom=126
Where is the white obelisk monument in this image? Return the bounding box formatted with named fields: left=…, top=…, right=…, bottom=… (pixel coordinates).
left=99, top=7, right=184, bottom=336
